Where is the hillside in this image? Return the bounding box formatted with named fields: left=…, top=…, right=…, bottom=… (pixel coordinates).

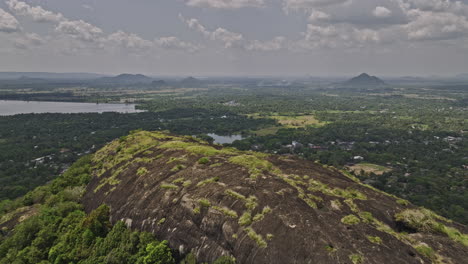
left=344, top=73, right=386, bottom=86
left=94, top=74, right=153, bottom=84
left=81, top=131, right=468, bottom=264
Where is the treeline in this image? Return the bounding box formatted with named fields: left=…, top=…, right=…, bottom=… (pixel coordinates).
left=0, top=111, right=274, bottom=201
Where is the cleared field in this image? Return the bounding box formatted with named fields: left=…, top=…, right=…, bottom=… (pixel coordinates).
left=251, top=126, right=280, bottom=136
left=249, top=114, right=328, bottom=128
left=270, top=115, right=327, bottom=128
left=346, top=163, right=392, bottom=176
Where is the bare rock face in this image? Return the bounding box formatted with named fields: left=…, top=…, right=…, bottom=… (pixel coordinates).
left=82, top=131, right=468, bottom=264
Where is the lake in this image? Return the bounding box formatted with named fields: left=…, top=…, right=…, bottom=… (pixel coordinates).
left=0, top=100, right=144, bottom=116
left=208, top=133, right=244, bottom=144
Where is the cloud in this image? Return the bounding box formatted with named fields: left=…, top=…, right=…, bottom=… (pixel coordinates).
left=185, top=0, right=265, bottom=9
left=404, top=9, right=468, bottom=41
left=181, top=16, right=245, bottom=48
left=283, top=0, right=349, bottom=12
left=392, top=0, right=468, bottom=41
left=246, top=36, right=286, bottom=51
left=399, top=0, right=468, bottom=14
left=299, top=23, right=380, bottom=49
left=373, top=6, right=392, bottom=18
left=181, top=15, right=287, bottom=51
left=308, top=10, right=331, bottom=22
left=154, top=36, right=202, bottom=52
left=56, top=20, right=103, bottom=42
left=13, top=32, right=44, bottom=49
left=107, top=31, right=152, bottom=49
left=7, top=0, right=64, bottom=23
left=0, top=8, right=20, bottom=33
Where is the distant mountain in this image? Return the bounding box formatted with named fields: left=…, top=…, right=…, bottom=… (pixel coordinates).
left=344, top=73, right=386, bottom=86
left=454, top=73, right=468, bottom=80
left=0, top=72, right=106, bottom=80
left=95, top=74, right=153, bottom=84
left=179, top=76, right=202, bottom=87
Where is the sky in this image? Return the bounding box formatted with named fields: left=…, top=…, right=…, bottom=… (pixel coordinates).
left=0, top=0, right=468, bottom=76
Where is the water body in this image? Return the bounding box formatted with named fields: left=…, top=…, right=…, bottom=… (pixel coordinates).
left=0, top=100, right=144, bottom=116
left=207, top=133, right=244, bottom=144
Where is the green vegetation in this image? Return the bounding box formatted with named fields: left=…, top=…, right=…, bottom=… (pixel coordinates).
left=160, top=184, right=179, bottom=190
left=395, top=209, right=468, bottom=246
left=196, top=177, right=220, bottom=187
left=252, top=206, right=272, bottom=222
left=245, top=227, right=267, bottom=248
left=0, top=156, right=177, bottom=264
left=349, top=254, right=364, bottom=264
left=228, top=155, right=274, bottom=179
left=341, top=215, right=361, bottom=225
left=414, top=244, right=435, bottom=259
left=198, top=157, right=210, bottom=164
left=198, top=199, right=211, bottom=207
left=225, top=189, right=247, bottom=200
left=396, top=199, right=410, bottom=206
left=170, top=164, right=186, bottom=172
left=137, top=167, right=149, bottom=176
left=238, top=212, right=252, bottom=226
left=367, top=236, right=382, bottom=244
left=212, top=206, right=238, bottom=219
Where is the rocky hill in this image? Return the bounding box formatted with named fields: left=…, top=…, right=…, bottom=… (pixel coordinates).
left=94, top=73, right=153, bottom=84
left=344, top=73, right=386, bottom=86
left=82, top=131, right=468, bottom=264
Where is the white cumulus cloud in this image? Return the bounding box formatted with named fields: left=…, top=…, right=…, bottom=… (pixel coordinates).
left=185, top=0, right=265, bottom=9
left=56, top=20, right=103, bottom=42
left=7, top=0, right=64, bottom=23
left=373, top=6, right=392, bottom=18
left=13, top=32, right=44, bottom=49
left=0, top=8, right=20, bottom=33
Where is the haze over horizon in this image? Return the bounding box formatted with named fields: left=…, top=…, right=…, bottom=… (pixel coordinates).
left=1, top=0, right=468, bottom=76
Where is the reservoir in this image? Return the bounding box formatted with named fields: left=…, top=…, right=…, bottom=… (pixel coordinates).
left=0, top=100, right=144, bottom=116
left=207, top=133, right=244, bottom=144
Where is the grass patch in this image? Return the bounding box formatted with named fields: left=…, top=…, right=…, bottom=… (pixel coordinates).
left=396, top=199, right=410, bottom=206
left=252, top=206, right=272, bottom=222
left=182, top=180, right=192, bottom=187
left=160, top=183, right=178, bottom=190
left=198, top=157, right=210, bottom=164
left=212, top=206, right=238, bottom=218
left=229, top=154, right=274, bottom=179
left=414, top=244, right=435, bottom=259
left=196, top=176, right=220, bottom=187
left=136, top=167, right=149, bottom=176
left=170, top=164, right=186, bottom=172
left=367, top=236, right=382, bottom=244
left=225, top=189, right=247, bottom=200
left=341, top=215, right=361, bottom=225
left=198, top=199, right=211, bottom=207
left=306, top=179, right=367, bottom=200
left=245, top=196, right=258, bottom=210
left=349, top=254, right=364, bottom=264
left=238, top=212, right=252, bottom=226
left=172, top=177, right=185, bottom=184
left=245, top=227, right=267, bottom=248
left=344, top=199, right=359, bottom=213
left=210, top=163, right=223, bottom=168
